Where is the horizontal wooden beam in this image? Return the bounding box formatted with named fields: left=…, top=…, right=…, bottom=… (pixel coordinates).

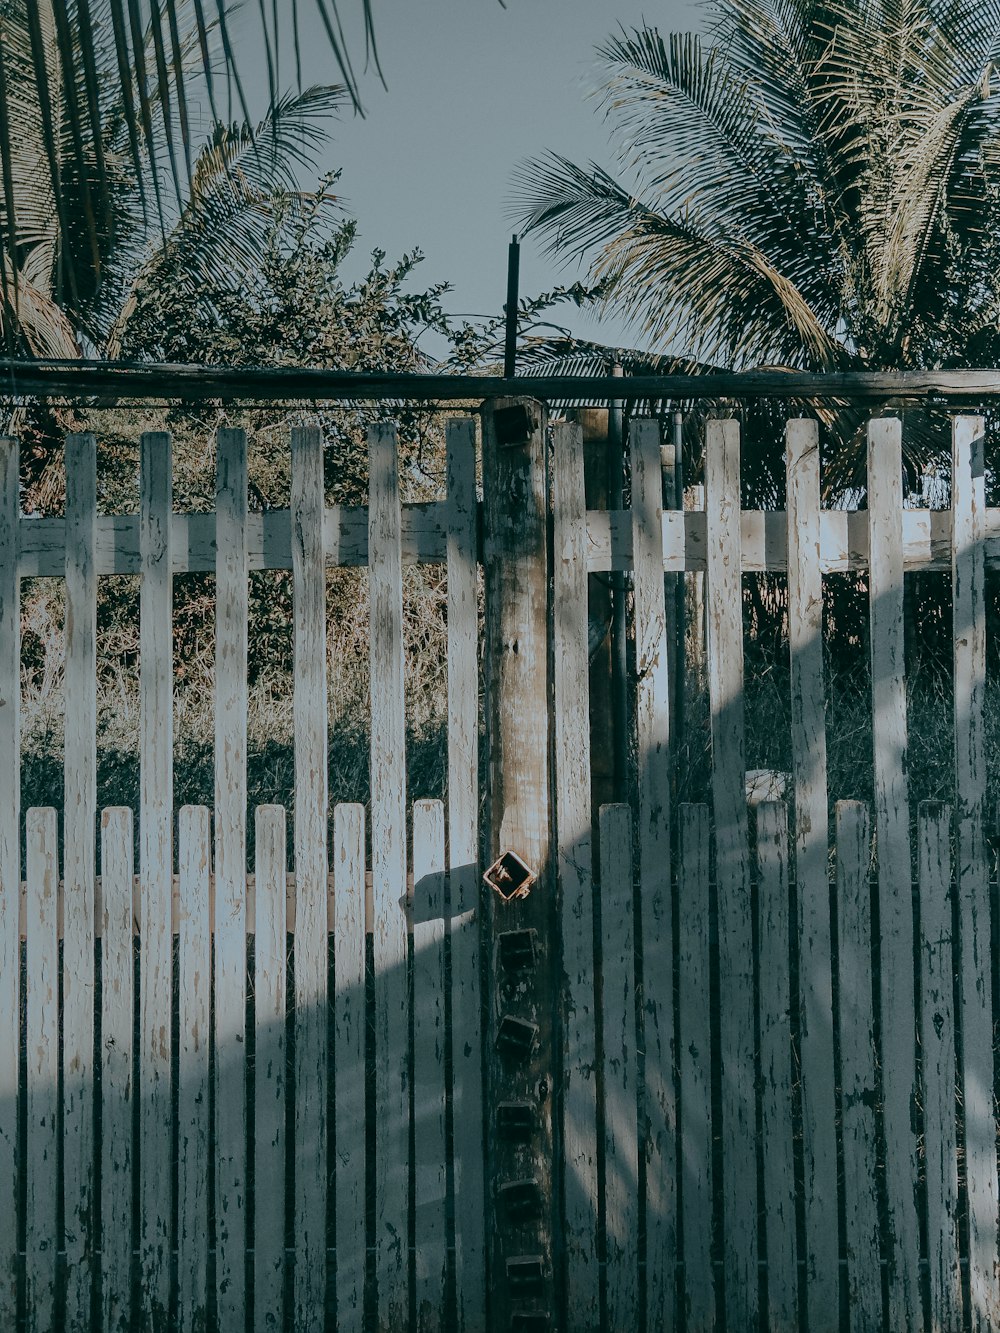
left=7, top=360, right=1000, bottom=402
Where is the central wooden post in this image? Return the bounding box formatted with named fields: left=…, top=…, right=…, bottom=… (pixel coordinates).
left=482, top=398, right=559, bottom=1330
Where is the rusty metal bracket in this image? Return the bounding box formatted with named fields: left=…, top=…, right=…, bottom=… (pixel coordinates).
left=484, top=850, right=536, bottom=903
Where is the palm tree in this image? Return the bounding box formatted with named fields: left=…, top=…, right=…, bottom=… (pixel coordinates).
left=511, top=0, right=1000, bottom=494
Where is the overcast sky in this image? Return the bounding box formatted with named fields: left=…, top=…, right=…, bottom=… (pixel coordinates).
left=283, top=0, right=704, bottom=356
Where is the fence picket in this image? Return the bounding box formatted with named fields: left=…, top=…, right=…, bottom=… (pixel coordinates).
left=413, top=799, right=447, bottom=1331
left=63, top=431, right=97, bottom=1330
left=215, top=427, right=249, bottom=1329
left=867, top=418, right=921, bottom=1323
left=552, top=419, right=599, bottom=1321
left=445, top=418, right=485, bottom=1332
left=291, top=426, right=329, bottom=1333
left=25, top=808, right=58, bottom=1333
left=918, top=802, right=962, bottom=1328
left=0, top=436, right=18, bottom=1330
left=177, top=807, right=211, bottom=1330
left=952, top=415, right=999, bottom=1328
left=705, top=418, right=757, bottom=1328
left=677, top=804, right=714, bottom=1333
left=756, top=802, right=797, bottom=1331
left=101, top=809, right=134, bottom=1333
left=333, top=803, right=365, bottom=1330
left=600, top=804, right=639, bottom=1327
left=835, top=801, right=880, bottom=1330
left=139, top=430, right=173, bottom=1329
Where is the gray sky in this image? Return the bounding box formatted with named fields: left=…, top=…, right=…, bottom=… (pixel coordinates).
left=287, top=0, right=705, bottom=356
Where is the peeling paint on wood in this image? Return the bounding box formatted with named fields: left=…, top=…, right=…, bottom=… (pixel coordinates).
left=0, top=435, right=18, bottom=1330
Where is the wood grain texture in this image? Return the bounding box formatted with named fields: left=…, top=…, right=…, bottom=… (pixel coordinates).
left=600, top=804, right=639, bottom=1329
left=177, top=807, right=211, bottom=1332
left=214, top=428, right=249, bottom=1331
left=0, top=436, right=18, bottom=1329
left=755, top=802, right=797, bottom=1332
left=332, top=804, right=365, bottom=1332
left=867, top=418, right=921, bottom=1325
left=62, top=431, right=98, bottom=1331
left=413, top=800, right=447, bottom=1332
left=952, top=415, right=999, bottom=1329
left=918, top=803, right=961, bottom=1330
left=101, top=809, right=135, bottom=1333
left=25, top=808, right=58, bottom=1333
left=677, top=804, right=714, bottom=1333
left=785, top=419, right=837, bottom=1331
left=445, top=419, right=485, bottom=1333
left=552, top=419, right=599, bottom=1325
left=369, top=422, right=411, bottom=1330
left=254, top=805, right=288, bottom=1333
left=629, top=418, right=676, bottom=1330
left=139, top=431, right=173, bottom=1330
left=835, top=802, right=881, bottom=1331
left=704, top=419, right=757, bottom=1329
left=290, top=426, right=329, bottom=1333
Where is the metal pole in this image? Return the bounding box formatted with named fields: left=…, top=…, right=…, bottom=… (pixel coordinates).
left=503, top=235, right=520, bottom=379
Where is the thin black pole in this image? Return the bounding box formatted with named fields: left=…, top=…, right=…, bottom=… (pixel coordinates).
left=503, top=234, right=520, bottom=379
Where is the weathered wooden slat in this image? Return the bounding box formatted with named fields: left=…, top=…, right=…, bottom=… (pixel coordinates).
left=600, top=804, right=639, bottom=1328
left=254, top=805, right=288, bottom=1333
left=677, top=804, right=714, bottom=1333
left=25, top=808, right=58, bottom=1333
left=332, top=804, right=365, bottom=1332
left=630, top=417, right=676, bottom=1329
left=552, top=419, right=599, bottom=1323
left=755, top=802, right=797, bottom=1332
left=835, top=801, right=881, bottom=1330
left=705, top=418, right=757, bottom=1329
left=290, top=426, right=329, bottom=1333
left=952, top=416, right=999, bottom=1330
left=177, top=807, right=211, bottom=1331
left=369, top=422, right=411, bottom=1328
left=867, top=418, right=920, bottom=1325
left=918, top=802, right=962, bottom=1328
left=785, top=419, right=837, bottom=1331
left=139, top=430, right=173, bottom=1330
left=0, top=436, right=19, bottom=1330
left=214, top=428, right=249, bottom=1331
left=101, top=809, right=134, bottom=1333
left=445, top=419, right=485, bottom=1332
left=63, top=431, right=98, bottom=1332
left=413, top=800, right=447, bottom=1332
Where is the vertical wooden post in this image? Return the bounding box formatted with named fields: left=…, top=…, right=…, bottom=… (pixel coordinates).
left=482, top=398, right=557, bottom=1329
left=0, top=436, right=18, bottom=1331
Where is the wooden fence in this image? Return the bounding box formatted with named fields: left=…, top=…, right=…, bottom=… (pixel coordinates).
left=2, top=403, right=999, bottom=1332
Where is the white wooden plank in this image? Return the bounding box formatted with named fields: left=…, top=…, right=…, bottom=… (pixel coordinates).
left=630, top=417, right=676, bottom=1328
left=139, top=430, right=173, bottom=1329
left=677, top=804, right=714, bottom=1333
left=0, top=436, right=19, bottom=1330
left=332, top=803, right=365, bottom=1331
left=755, top=802, right=797, bottom=1332
left=552, top=419, right=599, bottom=1317
left=214, top=428, right=249, bottom=1330
left=101, top=809, right=134, bottom=1333
left=600, top=804, right=639, bottom=1328
left=25, top=807, right=58, bottom=1333
left=63, top=431, right=98, bottom=1331
left=177, top=806, right=211, bottom=1331
left=413, top=799, right=447, bottom=1332
left=952, top=415, right=999, bottom=1330
left=835, top=801, right=881, bottom=1331
left=705, top=418, right=757, bottom=1328
left=369, top=421, right=410, bottom=1328
left=445, top=419, right=485, bottom=1333
left=785, top=419, right=837, bottom=1330
left=291, top=426, right=329, bottom=1333
left=254, top=805, right=288, bottom=1333
left=867, top=417, right=921, bottom=1325
left=918, top=802, right=961, bottom=1329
